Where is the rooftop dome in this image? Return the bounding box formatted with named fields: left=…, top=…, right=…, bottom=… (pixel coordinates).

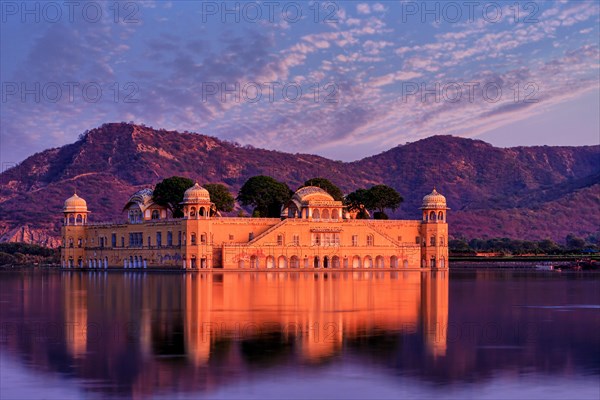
left=292, top=186, right=335, bottom=204
left=421, top=188, right=447, bottom=209
left=183, top=183, right=211, bottom=204
left=127, top=188, right=154, bottom=205
left=123, top=188, right=155, bottom=211
left=64, top=193, right=88, bottom=212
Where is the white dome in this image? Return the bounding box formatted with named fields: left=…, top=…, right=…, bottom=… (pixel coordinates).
left=421, top=188, right=447, bottom=209
left=183, top=183, right=211, bottom=204
left=63, top=193, right=88, bottom=212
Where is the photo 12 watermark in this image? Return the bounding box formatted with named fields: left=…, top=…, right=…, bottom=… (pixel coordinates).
left=1, top=1, right=140, bottom=23
left=397, top=1, right=539, bottom=24
left=1, top=81, right=140, bottom=103
left=399, top=81, right=540, bottom=104
left=201, top=81, right=339, bottom=104
left=199, top=1, right=340, bottom=24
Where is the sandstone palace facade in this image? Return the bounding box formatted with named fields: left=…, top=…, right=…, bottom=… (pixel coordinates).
left=61, top=184, right=449, bottom=270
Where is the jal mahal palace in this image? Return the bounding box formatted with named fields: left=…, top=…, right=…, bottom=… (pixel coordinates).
left=61, top=184, right=449, bottom=270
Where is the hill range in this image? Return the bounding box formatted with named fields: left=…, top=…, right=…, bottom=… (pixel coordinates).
left=1, top=123, right=598, bottom=247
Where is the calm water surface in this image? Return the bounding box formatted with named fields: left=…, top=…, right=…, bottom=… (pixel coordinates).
left=1, top=270, right=599, bottom=399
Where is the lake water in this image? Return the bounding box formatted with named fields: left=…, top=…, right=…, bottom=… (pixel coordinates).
left=1, top=270, right=599, bottom=399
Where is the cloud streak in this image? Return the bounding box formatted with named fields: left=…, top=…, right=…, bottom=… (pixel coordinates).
left=1, top=1, right=598, bottom=164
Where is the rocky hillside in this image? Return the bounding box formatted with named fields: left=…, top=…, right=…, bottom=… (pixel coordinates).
left=1, top=123, right=598, bottom=245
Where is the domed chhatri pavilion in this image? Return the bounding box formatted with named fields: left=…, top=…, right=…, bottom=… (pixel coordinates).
left=61, top=185, right=449, bottom=270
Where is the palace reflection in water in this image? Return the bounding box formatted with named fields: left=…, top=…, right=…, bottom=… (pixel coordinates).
left=1, top=271, right=599, bottom=399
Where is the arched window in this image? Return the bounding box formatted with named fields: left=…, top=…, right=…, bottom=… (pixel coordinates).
left=429, top=211, right=436, bottom=221
left=313, top=209, right=320, bottom=219
left=251, top=255, right=259, bottom=269
left=266, top=256, right=275, bottom=269
left=331, top=209, right=339, bottom=219
left=76, top=214, right=82, bottom=224
left=190, top=207, right=196, bottom=217
left=364, top=256, right=373, bottom=268
left=68, top=215, right=74, bottom=225
left=151, top=210, right=160, bottom=219
left=430, top=256, right=436, bottom=268
left=438, top=211, right=444, bottom=221
left=430, top=236, right=436, bottom=246
left=200, top=207, right=206, bottom=217
left=322, top=209, right=330, bottom=219
left=332, top=256, right=340, bottom=268
left=375, top=256, right=385, bottom=268
left=290, top=256, right=300, bottom=268
left=191, top=233, right=196, bottom=245
left=129, top=208, right=142, bottom=223
left=352, top=255, right=361, bottom=268
left=278, top=256, right=287, bottom=268
left=390, top=256, right=398, bottom=268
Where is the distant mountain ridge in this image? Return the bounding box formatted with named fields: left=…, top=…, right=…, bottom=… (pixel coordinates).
left=1, top=122, right=598, bottom=246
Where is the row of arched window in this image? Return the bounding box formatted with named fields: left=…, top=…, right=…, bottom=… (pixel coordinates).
left=311, top=208, right=341, bottom=220
left=424, top=211, right=445, bottom=222
left=422, top=256, right=447, bottom=269
left=64, top=214, right=87, bottom=225
left=236, top=255, right=411, bottom=269
left=287, top=207, right=343, bottom=219
left=188, top=207, right=208, bottom=218
left=124, top=256, right=146, bottom=268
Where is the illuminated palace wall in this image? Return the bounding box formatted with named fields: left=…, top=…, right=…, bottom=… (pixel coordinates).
left=61, top=185, right=449, bottom=270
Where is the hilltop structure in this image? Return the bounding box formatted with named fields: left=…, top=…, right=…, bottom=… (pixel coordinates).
left=61, top=185, right=449, bottom=270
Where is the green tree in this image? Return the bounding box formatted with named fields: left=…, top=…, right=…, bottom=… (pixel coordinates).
left=365, top=184, right=403, bottom=219
left=153, top=176, right=194, bottom=218
left=345, top=188, right=371, bottom=219
left=301, top=178, right=344, bottom=201
left=539, top=239, right=560, bottom=254
left=566, top=234, right=586, bottom=251
left=237, top=175, right=292, bottom=218
left=204, top=183, right=235, bottom=213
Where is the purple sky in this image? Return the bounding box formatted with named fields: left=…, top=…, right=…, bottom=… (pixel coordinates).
left=1, top=1, right=599, bottom=167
